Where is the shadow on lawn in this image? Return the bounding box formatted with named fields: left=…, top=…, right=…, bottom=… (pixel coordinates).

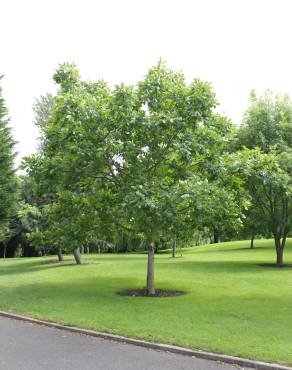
left=1, top=255, right=290, bottom=278
left=192, top=246, right=274, bottom=254
left=0, top=260, right=47, bottom=277
left=0, top=258, right=97, bottom=277
left=0, top=254, right=148, bottom=277
left=0, top=276, right=171, bottom=307
left=1, top=274, right=290, bottom=316
left=161, top=259, right=292, bottom=274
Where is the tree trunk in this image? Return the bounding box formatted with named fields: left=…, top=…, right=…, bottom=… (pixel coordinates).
left=274, top=235, right=285, bottom=267
left=86, top=246, right=90, bottom=254
left=80, top=246, right=84, bottom=254
left=3, top=242, right=6, bottom=259
left=57, top=247, right=64, bottom=262
left=276, top=248, right=283, bottom=267
left=98, top=244, right=101, bottom=254
left=213, top=226, right=219, bottom=243
left=250, top=234, right=254, bottom=249
left=172, top=238, right=176, bottom=258
left=146, top=241, right=155, bottom=295
left=73, top=248, right=83, bottom=265
left=276, top=247, right=283, bottom=266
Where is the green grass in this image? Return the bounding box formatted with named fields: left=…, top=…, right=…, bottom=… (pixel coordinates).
left=1, top=239, right=292, bottom=365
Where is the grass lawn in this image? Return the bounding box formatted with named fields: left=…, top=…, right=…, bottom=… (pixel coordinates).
left=1, top=239, right=292, bottom=365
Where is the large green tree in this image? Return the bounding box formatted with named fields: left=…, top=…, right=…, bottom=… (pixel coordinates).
left=0, top=76, right=17, bottom=244
left=26, top=62, right=245, bottom=292
left=110, top=62, right=242, bottom=294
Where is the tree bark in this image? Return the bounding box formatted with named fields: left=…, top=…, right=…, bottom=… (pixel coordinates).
left=80, top=246, right=84, bottom=254
left=73, top=248, right=83, bottom=265
left=276, top=248, right=283, bottom=266
left=274, top=235, right=285, bottom=267
left=172, top=238, right=176, bottom=258
left=276, top=244, right=284, bottom=267
left=3, top=242, right=6, bottom=259
left=213, top=226, right=219, bottom=244
left=146, top=241, right=155, bottom=295
left=57, top=247, right=64, bottom=262
left=86, top=246, right=90, bottom=254
left=250, top=234, right=254, bottom=249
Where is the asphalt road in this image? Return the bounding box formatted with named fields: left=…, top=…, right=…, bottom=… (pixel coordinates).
left=0, top=316, right=248, bottom=370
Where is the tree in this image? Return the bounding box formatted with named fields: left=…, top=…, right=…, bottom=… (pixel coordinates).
left=25, top=61, right=243, bottom=292
left=236, top=91, right=292, bottom=262
left=29, top=192, right=98, bottom=264
left=22, top=94, right=64, bottom=260
left=0, top=76, right=17, bottom=243
left=111, top=62, right=238, bottom=294
left=235, top=149, right=292, bottom=266
left=24, top=64, right=115, bottom=264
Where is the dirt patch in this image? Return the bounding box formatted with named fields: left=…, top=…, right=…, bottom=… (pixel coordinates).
left=258, top=263, right=292, bottom=268
left=118, top=289, right=186, bottom=297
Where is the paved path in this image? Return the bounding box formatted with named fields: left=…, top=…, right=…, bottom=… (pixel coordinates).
left=0, top=316, right=248, bottom=370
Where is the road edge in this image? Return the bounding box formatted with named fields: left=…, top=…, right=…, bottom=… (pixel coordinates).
left=0, top=310, right=290, bottom=370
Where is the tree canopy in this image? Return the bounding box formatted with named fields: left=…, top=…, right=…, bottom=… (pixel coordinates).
left=24, top=61, right=248, bottom=293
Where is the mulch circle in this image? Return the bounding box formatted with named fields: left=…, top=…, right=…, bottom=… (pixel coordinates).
left=118, top=289, right=186, bottom=297
left=258, top=263, right=292, bottom=268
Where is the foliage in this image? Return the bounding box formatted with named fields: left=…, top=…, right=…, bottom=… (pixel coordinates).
left=236, top=91, right=292, bottom=264
left=237, top=90, right=292, bottom=152
left=234, top=148, right=292, bottom=265
left=0, top=77, right=17, bottom=242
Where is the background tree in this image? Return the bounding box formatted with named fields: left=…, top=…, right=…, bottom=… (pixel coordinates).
left=24, top=64, right=116, bottom=264
left=0, top=76, right=17, bottom=247
left=235, top=149, right=292, bottom=266
left=33, top=92, right=55, bottom=151
left=236, top=91, right=292, bottom=263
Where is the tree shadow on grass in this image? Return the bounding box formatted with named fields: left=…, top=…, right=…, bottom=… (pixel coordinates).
left=0, top=276, right=184, bottom=311
left=160, top=259, right=292, bottom=275
left=0, top=259, right=47, bottom=277
left=0, top=258, right=99, bottom=277
left=0, top=254, right=143, bottom=277
left=193, top=246, right=275, bottom=255
left=1, top=275, right=291, bottom=324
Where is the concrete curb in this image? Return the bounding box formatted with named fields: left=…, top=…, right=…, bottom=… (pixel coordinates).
left=0, top=310, right=290, bottom=370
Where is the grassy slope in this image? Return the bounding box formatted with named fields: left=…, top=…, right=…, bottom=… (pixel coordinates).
left=0, top=239, right=292, bottom=365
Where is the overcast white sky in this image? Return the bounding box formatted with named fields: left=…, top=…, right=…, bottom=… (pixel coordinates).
left=1, top=0, right=292, bottom=165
